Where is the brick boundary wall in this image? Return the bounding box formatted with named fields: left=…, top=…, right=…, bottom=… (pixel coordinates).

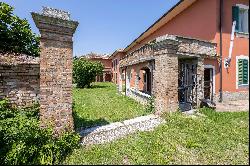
left=0, top=53, right=40, bottom=107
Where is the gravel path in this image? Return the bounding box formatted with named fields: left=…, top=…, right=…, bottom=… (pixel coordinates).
left=216, top=100, right=249, bottom=112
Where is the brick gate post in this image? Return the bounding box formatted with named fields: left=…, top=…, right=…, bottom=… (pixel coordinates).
left=31, top=7, right=78, bottom=135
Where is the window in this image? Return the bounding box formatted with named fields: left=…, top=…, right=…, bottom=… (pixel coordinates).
left=237, top=56, right=249, bottom=88
left=113, top=59, right=118, bottom=71
left=113, top=60, right=116, bottom=71
left=233, top=4, right=249, bottom=34
left=115, top=73, right=118, bottom=84
left=115, top=59, right=118, bottom=68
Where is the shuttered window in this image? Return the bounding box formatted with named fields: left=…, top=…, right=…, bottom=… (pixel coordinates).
left=232, top=6, right=240, bottom=31
left=238, top=59, right=249, bottom=85
left=232, top=5, right=249, bottom=33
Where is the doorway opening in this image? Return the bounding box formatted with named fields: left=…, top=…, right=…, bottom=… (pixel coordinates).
left=178, top=58, right=198, bottom=111
left=204, top=67, right=214, bottom=101
left=140, top=67, right=152, bottom=95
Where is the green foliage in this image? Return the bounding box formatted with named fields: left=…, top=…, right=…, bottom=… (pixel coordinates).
left=0, top=2, right=40, bottom=56
left=73, top=58, right=104, bottom=88
left=64, top=109, right=249, bottom=165
left=73, top=82, right=146, bottom=129
left=0, top=99, right=80, bottom=165
left=145, top=96, right=155, bottom=114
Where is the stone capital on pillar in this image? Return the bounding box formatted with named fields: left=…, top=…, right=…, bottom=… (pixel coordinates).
left=32, top=7, right=78, bottom=136
left=31, top=7, right=78, bottom=42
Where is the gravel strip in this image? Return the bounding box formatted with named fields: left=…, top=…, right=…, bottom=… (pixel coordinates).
left=79, top=114, right=165, bottom=145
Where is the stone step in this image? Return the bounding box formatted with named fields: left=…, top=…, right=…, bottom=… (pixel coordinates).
left=79, top=114, right=165, bottom=145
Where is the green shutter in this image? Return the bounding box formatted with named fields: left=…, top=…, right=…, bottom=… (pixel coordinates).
left=238, top=59, right=249, bottom=85
left=243, top=59, right=248, bottom=84
left=232, top=6, right=239, bottom=32
left=238, top=59, right=243, bottom=85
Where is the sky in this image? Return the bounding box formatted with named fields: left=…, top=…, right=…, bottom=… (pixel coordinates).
left=2, top=0, right=180, bottom=56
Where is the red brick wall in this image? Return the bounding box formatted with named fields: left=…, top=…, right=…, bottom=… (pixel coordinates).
left=0, top=54, right=40, bottom=107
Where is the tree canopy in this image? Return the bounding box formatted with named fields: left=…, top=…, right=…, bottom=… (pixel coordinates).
left=73, top=58, right=104, bottom=88
left=0, top=2, right=40, bottom=56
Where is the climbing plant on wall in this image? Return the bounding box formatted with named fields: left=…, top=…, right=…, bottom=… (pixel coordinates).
left=0, top=2, right=40, bottom=56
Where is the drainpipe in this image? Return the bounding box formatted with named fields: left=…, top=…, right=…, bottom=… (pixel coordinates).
left=219, top=0, right=223, bottom=103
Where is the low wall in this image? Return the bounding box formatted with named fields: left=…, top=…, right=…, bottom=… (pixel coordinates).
left=214, top=91, right=249, bottom=102
left=79, top=114, right=165, bottom=145
left=0, top=53, right=40, bottom=107
left=128, top=88, right=151, bottom=105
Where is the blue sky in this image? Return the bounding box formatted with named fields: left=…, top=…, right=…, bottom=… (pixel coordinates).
left=2, top=0, right=180, bottom=56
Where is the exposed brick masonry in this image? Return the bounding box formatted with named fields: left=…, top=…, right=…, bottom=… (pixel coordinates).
left=0, top=53, right=40, bottom=107
left=32, top=7, right=78, bottom=135
left=120, top=34, right=216, bottom=113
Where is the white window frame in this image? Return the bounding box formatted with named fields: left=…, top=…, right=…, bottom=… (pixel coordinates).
left=236, top=55, right=249, bottom=89
left=204, top=65, right=216, bottom=94
left=236, top=4, right=249, bottom=34
left=236, top=4, right=249, bottom=10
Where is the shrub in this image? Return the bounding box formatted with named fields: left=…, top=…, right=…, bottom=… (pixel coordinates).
left=0, top=99, right=80, bottom=165
left=0, top=2, right=40, bottom=56
left=73, top=58, right=104, bottom=88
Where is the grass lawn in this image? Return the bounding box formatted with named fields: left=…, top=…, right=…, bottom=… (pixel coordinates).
left=64, top=108, right=249, bottom=165
left=73, top=82, right=148, bottom=129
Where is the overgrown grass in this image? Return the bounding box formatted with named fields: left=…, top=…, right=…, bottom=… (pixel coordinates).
left=64, top=108, right=249, bottom=165
left=73, top=82, right=147, bottom=129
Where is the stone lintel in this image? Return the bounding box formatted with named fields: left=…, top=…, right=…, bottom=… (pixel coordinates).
left=120, top=35, right=217, bottom=69
left=120, top=57, right=154, bottom=68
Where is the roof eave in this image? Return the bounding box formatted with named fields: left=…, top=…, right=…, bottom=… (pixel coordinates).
left=123, top=0, right=197, bottom=52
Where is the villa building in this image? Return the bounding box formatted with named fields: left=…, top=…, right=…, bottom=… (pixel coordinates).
left=109, top=0, right=249, bottom=113
left=81, top=53, right=112, bottom=82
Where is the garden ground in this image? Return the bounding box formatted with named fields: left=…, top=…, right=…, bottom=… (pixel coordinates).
left=73, top=82, right=149, bottom=129
left=69, top=83, right=249, bottom=165
left=65, top=108, right=249, bottom=165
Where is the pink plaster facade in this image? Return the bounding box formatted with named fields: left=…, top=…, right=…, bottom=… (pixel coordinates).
left=84, top=55, right=112, bottom=82
left=110, top=52, right=125, bottom=85
left=111, top=0, right=249, bottom=99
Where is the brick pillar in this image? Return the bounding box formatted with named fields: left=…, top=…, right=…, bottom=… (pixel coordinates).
left=118, top=69, right=123, bottom=93
left=125, top=67, right=131, bottom=96
left=196, top=57, right=204, bottom=107
left=153, top=54, right=179, bottom=114
left=32, top=7, right=78, bottom=135
left=103, top=73, right=106, bottom=82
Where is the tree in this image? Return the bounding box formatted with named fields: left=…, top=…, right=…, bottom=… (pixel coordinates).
left=0, top=2, right=40, bottom=57
left=73, top=58, right=104, bottom=88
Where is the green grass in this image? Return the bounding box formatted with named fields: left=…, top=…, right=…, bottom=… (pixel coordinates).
left=64, top=108, right=249, bottom=165
left=73, top=82, right=147, bottom=129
